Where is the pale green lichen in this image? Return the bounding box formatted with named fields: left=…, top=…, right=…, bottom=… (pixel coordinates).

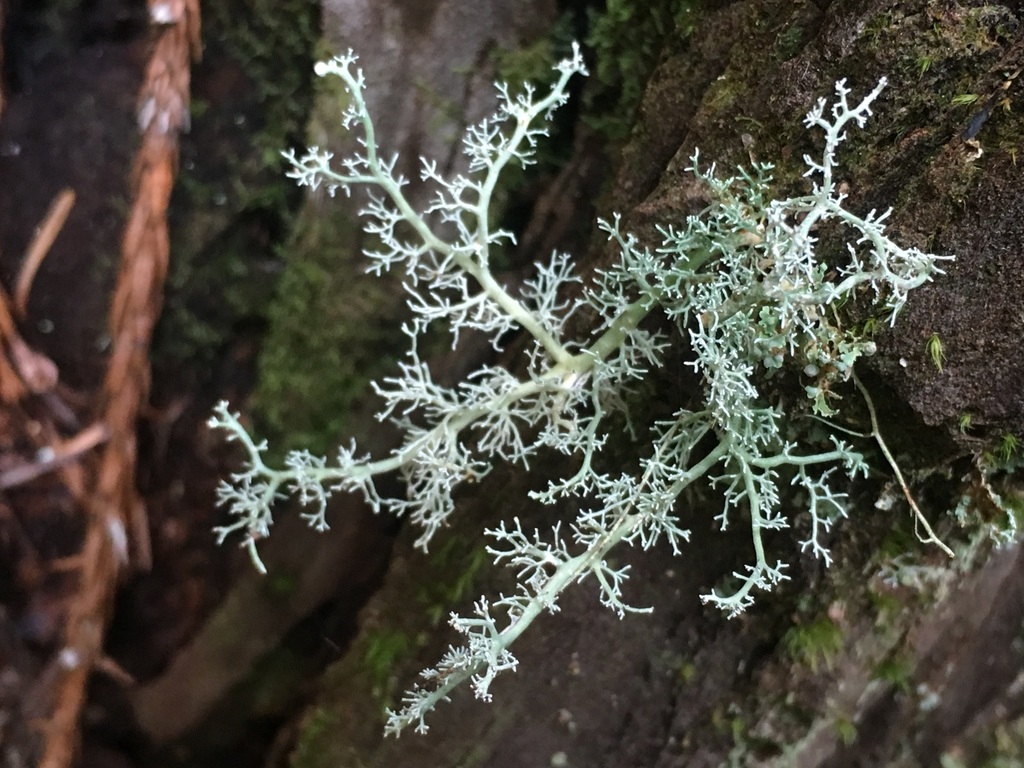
left=209, top=48, right=950, bottom=735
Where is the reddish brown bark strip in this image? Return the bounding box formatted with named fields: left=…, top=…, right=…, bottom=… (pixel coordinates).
left=37, top=3, right=201, bottom=766
left=15, top=188, right=76, bottom=319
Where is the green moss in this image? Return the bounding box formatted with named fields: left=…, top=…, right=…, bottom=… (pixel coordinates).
left=242, top=646, right=311, bottom=715
left=927, top=332, right=946, bottom=372
left=866, top=586, right=909, bottom=631
left=155, top=0, right=321, bottom=385
left=493, top=35, right=560, bottom=89
left=873, top=656, right=914, bottom=693
left=998, top=433, right=1019, bottom=464
left=362, top=629, right=415, bottom=703
left=585, top=0, right=701, bottom=139
left=288, top=528, right=491, bottom=741
left=959, top=412, right=974, bottom=434
left=982, top=432, right=1022, bottom=470
left=782, top=617, right=843, bottom=673
left=203, top=0, right=322, bottom=171
left=163, top=639, right=326, bottom=765
left=701, top=68, right=744, bottom=116
left=357, top=535, right=487, bottom=702
left=264, top=570, right=299, bottom=597
left=290, top=707, right=337, bottom=768
left=417, top=538, right=489, bottom=627
left=245, top=41, right=409, bottom=459
left=253, top=206, right=404, bottom=458
left=833, top=715, right=857, bottom=746
left=773, top=23, right=807, bottom=61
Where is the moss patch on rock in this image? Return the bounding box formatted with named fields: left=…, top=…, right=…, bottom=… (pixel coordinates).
left=252, top=204, right=406, bottom=457
left=154, top=0, right=320, bottom=393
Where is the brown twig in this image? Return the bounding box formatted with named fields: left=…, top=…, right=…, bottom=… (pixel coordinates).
left=93, top=654, right=136, bottom=688
left=15, top=188, right=76, bottom=318
left=0, top=277, right=58, bottom=402
left=0, top=422, right=110, bottom=490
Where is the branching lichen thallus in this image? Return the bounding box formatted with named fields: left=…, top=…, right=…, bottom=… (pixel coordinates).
left=208, top=45, right=951, bottom=735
